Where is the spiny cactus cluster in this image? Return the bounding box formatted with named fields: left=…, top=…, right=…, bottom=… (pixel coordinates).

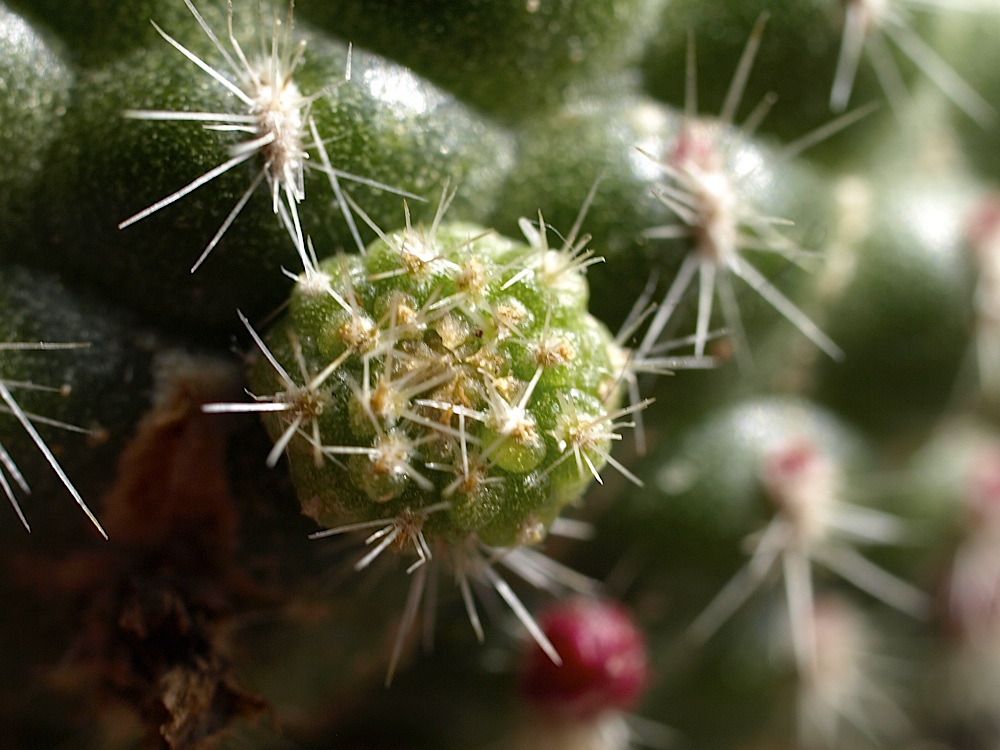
left=246, top=217, right=628, bottom=548
left=233, top=209, right=653, bottom=679
left=6, top=0, right=1000, bottom=749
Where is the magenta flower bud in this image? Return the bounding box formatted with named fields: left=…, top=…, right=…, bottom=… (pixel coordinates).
left=520, top=597, right=649, bottom=721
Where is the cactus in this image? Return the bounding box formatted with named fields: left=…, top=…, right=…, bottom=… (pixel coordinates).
left=3, top=0, right=1000, bottom=748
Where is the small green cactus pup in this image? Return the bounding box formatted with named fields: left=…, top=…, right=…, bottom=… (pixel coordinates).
left=237, top=215, right=639, bottom=673
left=247, top=219, right=629, bottom=547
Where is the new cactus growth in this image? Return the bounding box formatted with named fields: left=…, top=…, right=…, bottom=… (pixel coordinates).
left=245, top=215, right=630, bottom=539
left=228, top=212, right=642, bottom=679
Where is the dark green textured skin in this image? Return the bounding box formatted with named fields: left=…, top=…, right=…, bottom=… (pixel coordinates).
left=0, top=3, right=72, bottom=252
left=295, top=0, right=669, bottom=122
left=7, top=0, right=165, bottom=65
left=26, top=12, right=513, bottom=340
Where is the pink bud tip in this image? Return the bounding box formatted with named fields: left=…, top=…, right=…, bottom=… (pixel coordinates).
left=520, top=597, right=649, bottom=720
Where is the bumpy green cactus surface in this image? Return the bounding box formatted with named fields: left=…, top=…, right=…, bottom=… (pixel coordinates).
left=4, top=1, right=1000, bottom=749
left=248, top=222, right=626, bottom=547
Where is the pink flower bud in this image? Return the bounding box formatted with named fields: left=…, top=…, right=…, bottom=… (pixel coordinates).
left=520, top=597, right=649, bottom=720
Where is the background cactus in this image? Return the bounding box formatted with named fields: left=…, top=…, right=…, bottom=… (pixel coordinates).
left=2, top=1, right=1000, bottom=748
